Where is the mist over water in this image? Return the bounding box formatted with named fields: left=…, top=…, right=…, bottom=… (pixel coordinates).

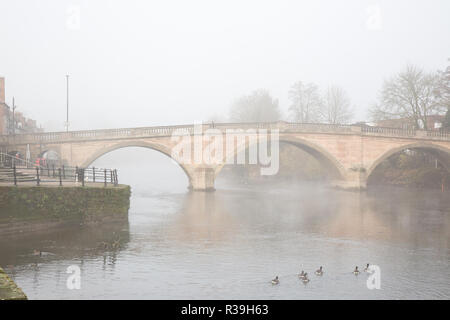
left=0, top=148, right=449, bottom=299
left=1, top=0, right=449, bottom=302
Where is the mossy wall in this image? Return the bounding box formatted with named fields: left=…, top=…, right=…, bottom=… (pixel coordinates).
left=0, top=267, right=27, bottom=300
left=0, top=185, right=131, bottom=234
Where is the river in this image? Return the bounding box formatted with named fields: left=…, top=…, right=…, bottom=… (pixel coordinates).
left=0, top=149, right=449, bottom=299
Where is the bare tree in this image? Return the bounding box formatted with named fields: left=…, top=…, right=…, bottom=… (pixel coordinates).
left=322, top=86, right=354, bottom=124
left=370, top=64, right=445, bottom=130
left=229, top=89, right=281, bottom=123
left=288, top=81, right=323, bottom=123
left=438, top=58, right=450, bottom=110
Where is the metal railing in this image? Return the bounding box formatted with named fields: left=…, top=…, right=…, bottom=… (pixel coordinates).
left=0, top=153, right=118, bottom=187
left=0, top=152, right=38, bottom=169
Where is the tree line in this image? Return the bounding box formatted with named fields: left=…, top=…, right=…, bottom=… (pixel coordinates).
left=213, top=60, right=450, bottom=130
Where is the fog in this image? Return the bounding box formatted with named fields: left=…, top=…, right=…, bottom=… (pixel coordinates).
left=1, top=0, right=449, bottom=131
left=91, top=147, right=189, bottom=194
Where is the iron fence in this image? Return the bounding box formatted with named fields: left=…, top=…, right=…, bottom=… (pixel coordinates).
left=0, top=152, right=118, bottom=187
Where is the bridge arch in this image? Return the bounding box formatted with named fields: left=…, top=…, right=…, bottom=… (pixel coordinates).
left=215, top=135, right=347, bottom=180
left=39, top=149, right=60, bottom=163
left=366, top=142, right=450, bottom=181
left=79, top=140, right=195, bottom=187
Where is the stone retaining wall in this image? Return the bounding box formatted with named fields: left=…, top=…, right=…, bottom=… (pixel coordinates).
left=0, top=184, right=131, bottom=235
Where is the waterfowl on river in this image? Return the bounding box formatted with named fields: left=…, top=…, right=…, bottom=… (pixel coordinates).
left=302, top=273, right=310, bottom=283
left=315, top=266, right=323, bottom=276
left=33, top=249, right=42, bottom=257
left=364, top=263, right=370, bottom=272
left=272, top=276, right=279, bottom=285
left=298, top=270, right=306, bottom=279
left=353, top=266, right=360, bottom=275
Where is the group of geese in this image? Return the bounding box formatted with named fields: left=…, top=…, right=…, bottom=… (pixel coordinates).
left=271, top=264, right=371, bottom=285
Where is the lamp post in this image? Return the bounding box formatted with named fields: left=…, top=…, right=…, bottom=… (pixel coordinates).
left=65, top=74, right=69, bottom=132
left=12, top=97, right=16, bottom=136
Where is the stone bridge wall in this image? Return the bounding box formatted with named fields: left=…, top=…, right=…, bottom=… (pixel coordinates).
left=2, top=122, right=450, bottom=191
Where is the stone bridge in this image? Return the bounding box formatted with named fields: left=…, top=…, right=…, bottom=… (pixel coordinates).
left=1, top=122, right=450, bottom=191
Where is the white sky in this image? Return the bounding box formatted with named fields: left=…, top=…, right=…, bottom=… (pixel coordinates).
left=1, top=0, right=449, bottom=131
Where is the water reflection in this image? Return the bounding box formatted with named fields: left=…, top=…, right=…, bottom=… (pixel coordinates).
left=0, top=220, right=130, bottom=268
left=170, top=192, right=237, bottom=244
left=0, top=182, right=449, bottom=299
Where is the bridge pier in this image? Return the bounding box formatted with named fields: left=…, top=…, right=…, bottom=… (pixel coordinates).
left=189, top=167, right=216, bottom=192
left=330, top=170, right=367, bottom=191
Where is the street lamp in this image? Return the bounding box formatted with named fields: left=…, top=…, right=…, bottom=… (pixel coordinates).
left=12, top=97, right=16, bottom=136
left=65, top=74, right=69, bottom=132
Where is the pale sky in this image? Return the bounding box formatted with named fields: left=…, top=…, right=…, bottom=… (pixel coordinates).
left=1, top=0, right=449, bottom=131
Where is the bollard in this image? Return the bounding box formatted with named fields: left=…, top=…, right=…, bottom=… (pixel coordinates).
left=36, top=167, right=40, bottom=186
left=13, top=165, right=17, bottom=186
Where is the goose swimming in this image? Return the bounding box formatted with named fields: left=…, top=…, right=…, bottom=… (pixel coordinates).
left=315, top=266, right=323, bottom=276
left=302, top=273, right=310, bottom=283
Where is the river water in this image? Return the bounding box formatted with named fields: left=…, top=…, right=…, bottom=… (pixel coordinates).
left=0, top=149, right=449, bottom=299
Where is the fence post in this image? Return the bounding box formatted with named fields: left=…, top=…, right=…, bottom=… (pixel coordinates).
left=81, top=168, right=85, bottom=187
left=114, top=169, right=118, bottom=186
left=13, top=165, right=17, bottom=186
left=52, top=164, right=55, bottom=177
left=93, top=167, right=96, bottom=182
left=110, top=170, right=113, bottom=184
left=104, top=169, right=107, bottom=187
left=36, top=167, right=40, bottom=186
left=62, top=165, right=66, bottom=179
left=75, top=166, right=78, bottom=182
left=59, top=168, right=62, bottom=186
left=47, top=164, right=50, bottom=177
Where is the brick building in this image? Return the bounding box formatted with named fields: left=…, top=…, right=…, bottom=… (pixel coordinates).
left=0, top=77, right=42, bottom=135
left=0, top=77, right=8, bottom=134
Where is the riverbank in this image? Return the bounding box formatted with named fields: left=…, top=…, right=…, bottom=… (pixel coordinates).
left=0, top=267, right=27, bottom=300
left=0, top=184, right=131, bottom=235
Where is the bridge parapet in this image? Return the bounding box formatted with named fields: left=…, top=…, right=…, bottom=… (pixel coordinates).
left=285, top=122, right=354, bottom=133
left=360, top=126, right=450, bottom=141
left=3, top=124, right=196, bottom=145
left=1, top=122, right=450, bottom=146
left=361, top=125, right=416, bottom=137
left=425, top=130, right=450, bottom=140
